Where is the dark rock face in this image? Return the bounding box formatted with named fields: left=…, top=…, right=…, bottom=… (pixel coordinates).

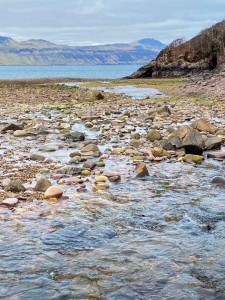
left=128, top=20, right=225, bottom=78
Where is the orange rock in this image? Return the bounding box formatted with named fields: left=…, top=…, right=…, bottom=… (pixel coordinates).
left=44, top=186, right=63, bottom=199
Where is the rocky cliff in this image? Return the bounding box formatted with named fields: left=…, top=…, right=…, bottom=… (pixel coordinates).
left=0, top=37, right=165, bottom=65
left=129, top=20, right=225, bottom=78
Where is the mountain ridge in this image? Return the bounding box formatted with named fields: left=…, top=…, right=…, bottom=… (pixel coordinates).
left=0, top=36, right=166, bottom=65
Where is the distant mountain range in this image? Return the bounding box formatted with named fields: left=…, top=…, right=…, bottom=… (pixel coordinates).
left=0, top=36, right=166, bottom=65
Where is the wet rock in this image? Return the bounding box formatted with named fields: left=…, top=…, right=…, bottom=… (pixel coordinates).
left=69, top=157, right=83, bottom=164
left=34, top=177, right=52, bottom=192
left=167, top=125, right=204, bottom=155
left=135, top=163, right=149, bottom=178
left=146, top=129, right=162, bottom=142
left=85, top=122, right=93, bottom=128
left=67, top=177, right=83, bottom=184
left=81, top=143, right=100, bottom=152
left=44, top=186, right=63, bottom=199
left=204, top=136, right=222, bottom=150
left=63, top=131, right=85, bottom=142
left=207, top=151, right=225, bottom=159
left=83, top=160, right=96, bottom=170
left=183, top=154, right=203, bottom=164
left=95, top=176, right=107, bottom=183
left=152, top=147, right=171, bottom=158
left=81, top=170, right=91, bottom=176
left=30, top=153, right=46, bottom=161
left=57, top=166, right=82, bottom=175
left=5, top=181, right=26, bottom=193
left=109, top=175, right=121, bottom=182
left=1, top=123, right=24, bottom=132
left=13, top=130, right=27, bottom=137
left=148, top=106, right=171, bottom=115
left=211, top=176, right=225, bottom=185
left=1, top=178, right=11, bottom=187
left=131, top=133, right=141, bottom=140
left=2, top=197, right=18, bottom=207
left=191, top=118, right=217, bottom=134
left=69, top=151, right=81, bottom=157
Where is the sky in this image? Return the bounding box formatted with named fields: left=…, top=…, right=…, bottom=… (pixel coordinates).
left=0, top=0, right=224, bottom=46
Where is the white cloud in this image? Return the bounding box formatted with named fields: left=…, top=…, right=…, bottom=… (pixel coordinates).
left=0, top=0, right=224, bottom=45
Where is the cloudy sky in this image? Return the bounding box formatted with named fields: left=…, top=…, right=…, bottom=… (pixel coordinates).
left=0, top=0, right=224, bottom=46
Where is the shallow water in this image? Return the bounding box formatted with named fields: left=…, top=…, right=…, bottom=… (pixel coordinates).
left=62, top=83, right=163, bottom=99
left=0, top=106, right=225, bottom=299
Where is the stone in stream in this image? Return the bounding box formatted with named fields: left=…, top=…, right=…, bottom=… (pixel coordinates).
left=207, top=151, right=225, bottom=159
left=83, top=160, right=96, bottom=170
left=152, top=147, right=171, bottom=158
left=2, top=198, right=18, bottom=208
left=44, top=186, right=63, bottom=199
left=183, top=154, right=203, bottom=164
left=191, top=118, right=217, bottom=134
left=57, top=166, right=82, bottom=175
left=1, top=178, right=11, bottom=187
left=167, top=125, right=204, bottom=155
left=4, top=181, right=26, bottom=193
left=146, top=129, right=162, bottom=142
left=204, top=136, right=222, bottom=150
left=30, top=153, right=46, bottom=161
left=34, top=177, right=52, bottom=192
left=135, top=163, right=149, bottom=178
left=95, top=176, right=107, bottom=183
left=1, top=123, right=24, bottom=132
left=211, top=176, right=225, bottom=185
left=63, top=131, right=85, bottom=142
left=147, top=105, right=171, bottom=116
left=67, top=177, right=84, bottom=184
left=13, top=130, right=27, bottom=137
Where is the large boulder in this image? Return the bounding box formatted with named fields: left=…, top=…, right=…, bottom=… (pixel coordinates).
left=191, top=118, right=217, bottom=134
left=167, top=125, right=204, bottom=155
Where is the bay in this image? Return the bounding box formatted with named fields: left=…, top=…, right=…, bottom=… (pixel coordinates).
left=0, top=64, right=142, bottom=79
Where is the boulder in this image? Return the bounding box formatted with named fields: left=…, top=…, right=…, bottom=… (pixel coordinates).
left=167, top=125, right=204, bottom=155
left=92, top=90, right=104, bottom=100
left=191, top=118, right=217, bottom=134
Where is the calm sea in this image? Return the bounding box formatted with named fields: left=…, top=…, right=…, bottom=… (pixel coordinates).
left=0, top=65, right=141, bottom=79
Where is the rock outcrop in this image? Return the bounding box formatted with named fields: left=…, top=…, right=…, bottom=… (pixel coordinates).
left=128, top=20, right=225, bottom=78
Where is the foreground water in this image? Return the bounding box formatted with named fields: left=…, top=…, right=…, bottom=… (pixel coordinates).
left=0, top=84, right=224, bottom=299
left=0, top=65, right=142, bottom=79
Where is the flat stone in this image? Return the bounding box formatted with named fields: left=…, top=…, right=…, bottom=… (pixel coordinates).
left=30, top=153, right=46, bottom=161
left=2, top=198, right=18, bottom=207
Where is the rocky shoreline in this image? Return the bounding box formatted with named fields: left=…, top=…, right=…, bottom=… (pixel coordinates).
left=0, top=78, right=225, bottom=298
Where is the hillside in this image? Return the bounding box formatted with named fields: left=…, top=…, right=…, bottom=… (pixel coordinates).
left=0, top=37, right=165, bottom=65
left=129, top=20, right=225, bottom=78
